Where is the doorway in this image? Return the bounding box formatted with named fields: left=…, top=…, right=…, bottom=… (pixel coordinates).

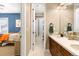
left=29, top=3, right=46, bottom=56
left=31, top=3, right=45, bottom=50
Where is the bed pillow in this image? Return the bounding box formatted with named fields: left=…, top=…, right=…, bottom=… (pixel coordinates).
left=0, top=34, right=9, bottom=42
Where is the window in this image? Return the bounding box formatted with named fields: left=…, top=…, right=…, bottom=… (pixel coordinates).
left=0, top=18, right=8, bottom=34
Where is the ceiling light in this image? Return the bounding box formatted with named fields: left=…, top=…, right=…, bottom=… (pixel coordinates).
left=57, top=6, right=61, bottom=9
left=0, top=4, right=5, bottom=7
left=63, top=5, right=67, bottom=9
left=0, top=4, right=5, bottom=10
left=60, top=3, right=65, bottom=6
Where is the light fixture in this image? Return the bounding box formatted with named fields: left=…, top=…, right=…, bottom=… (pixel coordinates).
left=60, top=3, right=72, bottom=6
left=57, top=3, right=71, bottom=10
left=57, top=6, right=61, bottom=10
left=60, top=3, right=65, bottom=6
left=0, top=4, right=5, bottom=10
left=63, top=5, right=67, bottom=9
left=57, top=6, right=67, bottom=10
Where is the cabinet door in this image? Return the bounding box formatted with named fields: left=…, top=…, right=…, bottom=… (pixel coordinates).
left=60, top=46, right=72, bottom=56
left=15, top=41, right=20, bottom=56
left=49, top=37, right=62, bottom=56
left=49, top=37, right=72, bottom=56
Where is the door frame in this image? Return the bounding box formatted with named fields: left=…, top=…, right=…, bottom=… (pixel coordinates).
left=30, top=3, right=46, bottom=51
left=44, top=4, right=46, bottom=50
left=21, top=3, right=26, bottom=56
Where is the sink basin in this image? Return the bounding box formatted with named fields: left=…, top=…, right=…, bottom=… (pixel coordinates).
left=70, top=44, right=79, bottom=51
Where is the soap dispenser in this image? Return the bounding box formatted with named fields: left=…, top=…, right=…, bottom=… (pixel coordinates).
left=49, top=23, right=54, bottom=34
left=67, top=23, right=72, bottom=32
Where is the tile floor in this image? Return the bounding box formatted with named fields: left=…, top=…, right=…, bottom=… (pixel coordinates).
left=28, top=35, right=51, bottom=56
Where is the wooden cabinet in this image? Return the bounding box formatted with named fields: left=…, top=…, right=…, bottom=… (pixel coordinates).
left=49, top=37, right=72, bottom=56
left=7, top=41, right=20, bottom=56
left=15, top=41, right=20, bottom=56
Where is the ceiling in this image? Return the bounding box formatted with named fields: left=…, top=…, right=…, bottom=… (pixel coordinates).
left=46, top=3, right=60, bottom=9
left=0, top=3, right=21, bottom=13
left=33, top=3, right=74, bottom=16
left=32, top=3, right=45, bottom=14
left=46, top=3, right=74, bottom=10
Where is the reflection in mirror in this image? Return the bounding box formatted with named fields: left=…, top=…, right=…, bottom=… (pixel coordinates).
left=46, top=3, right=74, bottom=35
left=49, top=23, right=54, bottom=34
left=67, top=23, right=72, bottom=32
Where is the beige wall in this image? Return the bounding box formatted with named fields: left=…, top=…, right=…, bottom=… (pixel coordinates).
left=26, top=4, right=31, bottom=55
left=46, top=4, right=74, bottom=49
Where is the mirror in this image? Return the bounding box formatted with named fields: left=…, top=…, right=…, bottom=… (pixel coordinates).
left=74, top=3, right=79, bottom=32
left=46, top=3, right=79, bottom=34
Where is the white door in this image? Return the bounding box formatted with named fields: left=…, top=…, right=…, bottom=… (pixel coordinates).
left=31, top=7, right=35, bottom=50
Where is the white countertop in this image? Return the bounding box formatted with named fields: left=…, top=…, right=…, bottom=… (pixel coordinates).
left=49, top=34, right=79, bottom=56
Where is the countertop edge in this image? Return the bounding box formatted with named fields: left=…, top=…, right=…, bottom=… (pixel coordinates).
left=48, top=34, right=79, bottom=56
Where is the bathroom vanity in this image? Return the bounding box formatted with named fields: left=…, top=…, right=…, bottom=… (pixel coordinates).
left=48, top=35, right=79, bottom=56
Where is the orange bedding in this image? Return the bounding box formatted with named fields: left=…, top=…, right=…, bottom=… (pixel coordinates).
left=0, top=34, right=9, bottom=42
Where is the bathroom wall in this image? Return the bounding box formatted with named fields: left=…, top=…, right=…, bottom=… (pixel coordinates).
left=0, top=13, right=20, bottom=33
left=46, top=4, right=74, bottom=49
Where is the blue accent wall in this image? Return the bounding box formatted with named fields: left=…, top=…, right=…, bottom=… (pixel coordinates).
left=0, top=13, right=20, bottom=33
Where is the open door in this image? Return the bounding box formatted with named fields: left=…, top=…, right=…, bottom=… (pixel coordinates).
left=31, top=5, right=36, bottom=50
